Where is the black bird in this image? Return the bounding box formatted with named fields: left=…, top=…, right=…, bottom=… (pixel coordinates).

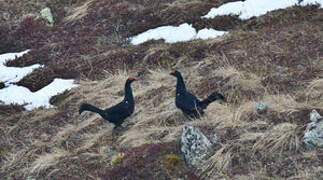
left=170, top=69, right=226, bottom=118
left=79, top=77, right=136, bottom=128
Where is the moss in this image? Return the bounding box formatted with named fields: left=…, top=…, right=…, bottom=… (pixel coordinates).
left=158, top=57, right=175, bottom=66
left=111, top=153, right=125, bottom=165
left=162, top=153, right=181, bottom=171
left=0, top=146, right=9, bottom=156
left=49, top=90, right=72, bottom=106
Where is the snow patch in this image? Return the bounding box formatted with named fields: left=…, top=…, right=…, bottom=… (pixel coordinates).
left=0, top=50, right=43, bottom=84
left=0, top=50, right=30, bottom=63
left=0, top=50, right=78, bottom=110
left=196, top=28, right=228, bottom=40
left=130, top=23, right=227, bottom=45
left=130, top=23, right=197, bottom=45
left=0, top=79, right=77, bottom=110
left=202, top=0, right=322, bottom=20
left=202, top=0, right=299, bottom=20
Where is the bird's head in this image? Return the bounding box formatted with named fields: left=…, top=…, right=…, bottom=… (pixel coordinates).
left=170, top=69, right=181, bottom=78
left=126, top=77, right=136, bottom=84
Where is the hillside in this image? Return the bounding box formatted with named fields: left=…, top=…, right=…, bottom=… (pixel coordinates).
left=0, top=0, right=322, bottom=179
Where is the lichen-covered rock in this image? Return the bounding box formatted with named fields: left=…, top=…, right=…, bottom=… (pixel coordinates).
left=254, top=100, right=267, bottom=114
left=303, top=110, right=323, bottom=149
left=310, top=109, right=322, bottom=123
left=40, top=7, right=54, bottom=26
left=181, top=125, right=214, bottom=167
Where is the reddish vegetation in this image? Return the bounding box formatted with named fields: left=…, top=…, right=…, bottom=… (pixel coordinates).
left=0, top=104, right=26, bottom=115
left=103, top=142, right=198, bottom=180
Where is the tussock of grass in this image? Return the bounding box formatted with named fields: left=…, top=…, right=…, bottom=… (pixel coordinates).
left=306, top=78, right=323, bottom=105
left=252, top=123, right=301, bottom=154
left=199, top=144, right=236, bottom=178
left=197, top=65, right=266, bottom=105
left=76, top=128, right=112, bottom=152
left=264, top=94, right=306, bottom=113
left=30, top=148, right=69, bottom=174
left=64, top=0, right=97, bottom=23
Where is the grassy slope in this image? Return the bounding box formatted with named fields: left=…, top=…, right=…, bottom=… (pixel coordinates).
left=0, top=0, right=323, bottom=179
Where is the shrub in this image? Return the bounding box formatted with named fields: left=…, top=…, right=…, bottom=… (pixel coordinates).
left=103, top=142, right=198, bottom=180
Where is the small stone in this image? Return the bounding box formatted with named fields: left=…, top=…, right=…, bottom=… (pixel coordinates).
left=310, top=110, right=322, bottom=123
left=40, top=7, right=54, bottom=26
left=254, top=100, right=267, bottom=114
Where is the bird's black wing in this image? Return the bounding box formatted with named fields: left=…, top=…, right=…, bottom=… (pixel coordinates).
left=176, top=91, right=201, bottom=113
left=104, top=100, right=134, bottom=125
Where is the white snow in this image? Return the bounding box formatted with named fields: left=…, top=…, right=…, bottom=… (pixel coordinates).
left=196, top=28, right=228, bottom=40
left=0, top=79, right=77, bottom=110
left=0, top=50, right=78, bottom=110
left=202, top=0, right=299, bottom=20
left=202, top=0, right=322, bottom=20
left=130, top=23, right=227, bottom=45
left=130, top=23, right=197, bottom=45
left=0, top=50, right=30, bottom=62
left=0, top=50, right=42, bottom=84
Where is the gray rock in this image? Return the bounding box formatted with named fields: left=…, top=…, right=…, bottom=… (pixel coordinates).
left=310, top=110, right=322, bottom=123
left=40, top=7, right=54, bottom=26
left=211, top=133, right=219, bottom=145
left=254, top=100, right=267, bottom=114
left=181, top=125, right=214, bottom=167
left=303, top=110, right=323, bottom=149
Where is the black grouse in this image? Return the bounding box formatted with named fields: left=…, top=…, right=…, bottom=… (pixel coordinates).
left=170, top=69, right=226, bottom=118
left=79, top=77, right=136, bottom=128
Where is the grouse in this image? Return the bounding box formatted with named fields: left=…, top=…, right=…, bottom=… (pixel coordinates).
left=79, top=77, right=136, bottom=128
left=170, top=69, right=226, bottom=118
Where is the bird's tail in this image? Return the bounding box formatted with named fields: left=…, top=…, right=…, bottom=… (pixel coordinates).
left=199, top=92, right=226, bottom=109
left=79, top=103, right=104, bottom=116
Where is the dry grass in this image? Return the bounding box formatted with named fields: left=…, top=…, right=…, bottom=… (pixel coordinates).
left=305, top=78, right=323, bottom=105
left=253, top=123, right=300, bottom=154
left=264, top=94, right=308, bottom=113
left=30, top=148, right=69, bottom=174
left=64, top=0, right=97, bottom=23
